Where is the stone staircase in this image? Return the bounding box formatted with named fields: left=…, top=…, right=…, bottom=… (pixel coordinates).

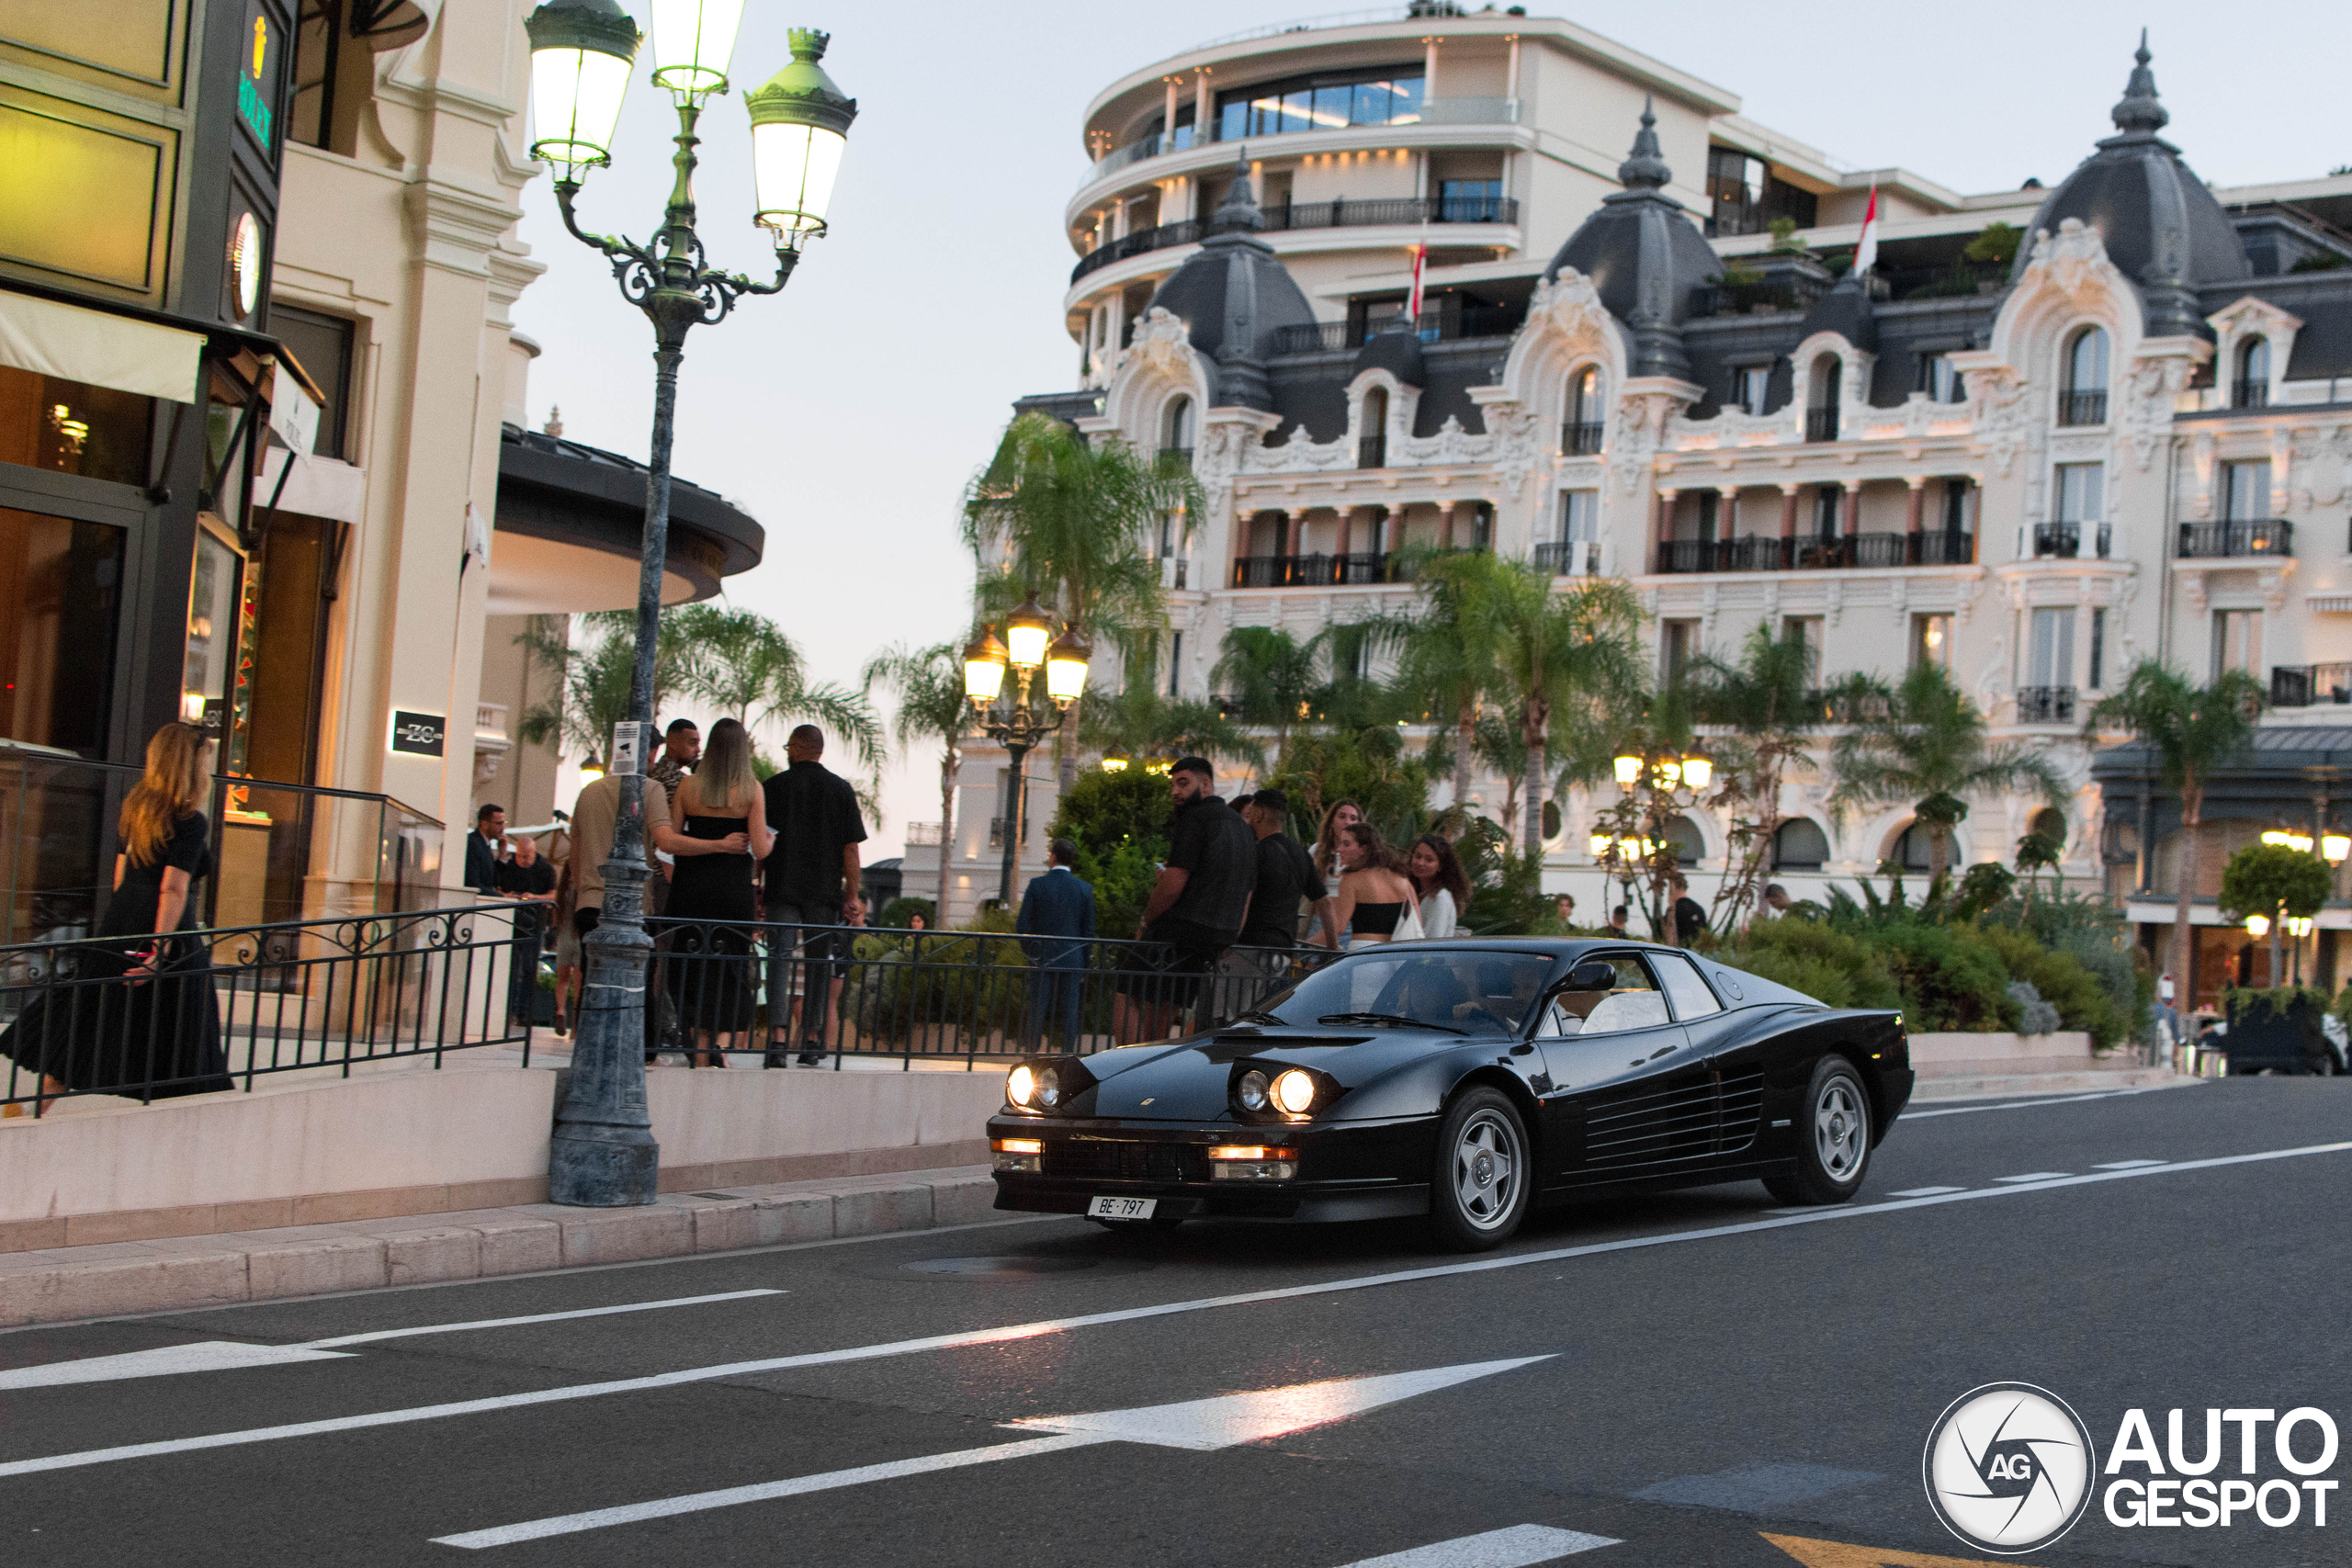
left=1906, top=1030, right=2181, bottom=1102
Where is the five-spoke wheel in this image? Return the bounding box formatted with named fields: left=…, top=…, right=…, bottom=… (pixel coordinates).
left=1430, top=1087, right=1531, bottom=1250
left=1765, top=1056, right=1873, bottom=1206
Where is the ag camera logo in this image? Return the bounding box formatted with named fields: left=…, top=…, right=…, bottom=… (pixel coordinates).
left=1922, top=1382, right=2096, bottom=1554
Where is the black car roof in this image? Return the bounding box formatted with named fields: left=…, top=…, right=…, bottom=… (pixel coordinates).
left=1374, top=938, right=1829, bottom=1010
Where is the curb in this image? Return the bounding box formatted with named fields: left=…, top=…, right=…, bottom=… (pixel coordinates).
left=1910, top=1066, right=2188, bottom=1101
left=0, top=1165, right=1000, bottom=1331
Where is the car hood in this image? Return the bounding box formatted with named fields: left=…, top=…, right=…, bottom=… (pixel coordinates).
left=1062, top=1025, right=1484, bottom=1122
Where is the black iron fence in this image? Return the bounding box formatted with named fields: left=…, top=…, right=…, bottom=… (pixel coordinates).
left=1657, top=531, right=1975, bottom=574
left=1072, top=196, right=1521, bottom=283
left=2178, top=518, right=2291, bottom=558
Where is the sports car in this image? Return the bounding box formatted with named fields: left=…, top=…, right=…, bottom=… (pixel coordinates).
left=988, top=939, right=1912, bottom=1250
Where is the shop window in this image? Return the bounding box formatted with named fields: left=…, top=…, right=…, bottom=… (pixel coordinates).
left=0, top=508, right=123, bottom=757
left=267, top=304, right=355, bottom=459
left=183, top=530, right=244, bottom=736
left=0, top=366, right=152, bottom=487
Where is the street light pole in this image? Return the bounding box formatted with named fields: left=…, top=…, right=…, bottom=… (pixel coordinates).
left=964, top=606, right=1091, bottom=908
left=525, top=1, right=854, bottom=1205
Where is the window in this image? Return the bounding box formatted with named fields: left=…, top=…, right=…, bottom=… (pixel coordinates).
left=1469, top=502, right=1492, bottom=553
left=2028, top=606, right=2077, bottom=689
left=1771, top=818, right=1829, bottom=870
left=1160, top=395, right=1193, bottom=456
left=2029, top=807, right=2067, bottom=852
left=1807, top=355, right=1841, bottom=441
left=1563, top=367, right=1602, bottom=453
left=1167, top=631, right=1183, bottom=696
left=0, top=367, right=152, bottom=486
left=1663, top=813, right=1705, bottom=868
left=1661, top=619, right=1698, bottom=684
left=1559, top=490, right=1598, bottom=543
left=1650, top=953, right=1724, bottom=1020
left=1536, top=953, right=1667, bottom=1037
left=2235, top=337, right=2271, bottom=409
left=1812, top=485, right=1843, bottom=537
left=1782, top=615, right=1823, bottom=674
left=2089, top=607, right=2107, bottom=689
left=0, top=507, right=124, bottom=756
left=1703, top=146, right=1817, bottom=236
left=1917, top=353, right=1962, bottom=403
left=1911, top=613, right=1952, bottom=670
left=1893, top=823, right=1936, bottom=873
left=2222, top=460, right=2270, bottom=521
left=2053, top=463, right=2104, bottom=524
left=2212, top=609, right=2260, bottom=679
left=1358, top=387, right=1388, bottom=469
left=269, top=305, right=356, bottom=460
left=1437, top=179, right=1503, bottom=222
left=1940, top=478, right=1972, bottom=534
left=1694, top=490, right=1720, bottom=546
left=1216, top=67, right=1423, bottom=141
left=1731, top=365, right=1772, bottom=415
left=2061, top=328, right=2109, bottom=424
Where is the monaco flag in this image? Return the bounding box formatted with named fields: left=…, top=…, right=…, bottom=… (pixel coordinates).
left=1406, top=231, right=1429, bottom=321
left=1853, top=184, right=1880, bottom=276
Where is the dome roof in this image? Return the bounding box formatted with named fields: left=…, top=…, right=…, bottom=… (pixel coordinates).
left=2011, top=33, right=2247, bottom=335
left=1543, top=99, right=1721, bottom=379
left=1143, top=155, right=1317, bottom=410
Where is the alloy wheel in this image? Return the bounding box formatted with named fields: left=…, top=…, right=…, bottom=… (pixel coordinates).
left=1815, top=1078, right=1865, bottom=1181
left=1452, top=1109, right=1522, bottom=1231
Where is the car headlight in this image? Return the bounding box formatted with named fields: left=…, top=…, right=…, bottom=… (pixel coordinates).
left=1238, top=1069, right=1269, bottom=1111
left=1036, top=1066, right=1061, bottom=1109
left=1006, top=1064, right=1035, bottom=1108
left=1271, top=1067, right=1317, bottom=1116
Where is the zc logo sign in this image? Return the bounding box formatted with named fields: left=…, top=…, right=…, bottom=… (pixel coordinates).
left=1923, top=1383, right=2097, bottom=1554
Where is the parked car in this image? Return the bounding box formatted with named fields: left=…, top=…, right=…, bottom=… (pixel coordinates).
left=988, top=940, right=1912, bottom=1250
left=2218, top=994, right=2346, bottom=1075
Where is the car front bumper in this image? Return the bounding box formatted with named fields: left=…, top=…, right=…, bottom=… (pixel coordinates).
left=986, top=1112, right=1432, bottom=1223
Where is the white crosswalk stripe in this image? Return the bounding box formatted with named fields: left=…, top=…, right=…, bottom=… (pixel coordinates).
left=1334, top=1524, right=1622, bottom=1566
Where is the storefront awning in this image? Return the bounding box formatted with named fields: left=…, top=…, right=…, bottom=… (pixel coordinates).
left=257, top=449, right=368, bottom=525
left=0, top=288, right=205, bottom=403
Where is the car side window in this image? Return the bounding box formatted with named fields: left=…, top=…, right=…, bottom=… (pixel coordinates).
left=1540, top=953, right=1668, bottom=1036
left=1650, top=952, right=1724, bottom=1021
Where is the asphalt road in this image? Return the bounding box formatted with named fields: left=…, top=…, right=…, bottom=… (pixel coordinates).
left=1, top=1078, right=2346, bottom=1568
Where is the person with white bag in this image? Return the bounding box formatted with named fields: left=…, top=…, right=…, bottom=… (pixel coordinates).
left=1332, top=822, right=1421, bottom=951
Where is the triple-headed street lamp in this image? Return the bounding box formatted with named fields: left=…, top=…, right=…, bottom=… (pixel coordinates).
left=963, top=596, right=1090, bottom=906
left=1590, top=742, right=1713, bottom=941
left=526, top=0, right=855, bottom=1207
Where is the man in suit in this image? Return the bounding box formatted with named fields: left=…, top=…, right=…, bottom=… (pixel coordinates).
left=1018, top=838, right=1095, bottom=1054
left=465, top=804, right=505, bottom=896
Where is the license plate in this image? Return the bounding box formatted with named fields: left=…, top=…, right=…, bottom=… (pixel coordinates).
left=1086, top=1195, right=1157, bottom=1221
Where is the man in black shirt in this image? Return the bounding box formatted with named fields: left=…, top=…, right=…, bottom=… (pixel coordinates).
left=495, top=833, right=557, bottom=1024
left=1669, top=872, right=1709, bottom=947
left=762, top=725, right=867, bottom=1066
left=1116, top=757, right=1255, bottom=1042
left=1226, top=789, right=1334, bottom=1010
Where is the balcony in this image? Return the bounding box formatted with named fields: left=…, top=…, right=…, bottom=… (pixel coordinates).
left=1232, top=552, right=1394, bottom=589
left=1561, top=420, right=1604, bottom=456
left=2271, top=664, right=2352, bottom=707
left=2032, top=521, right=2111, bottom=559
left=2015, top=686, right=2076, bottom=724
left=1533, top=539, right=1594, bottom=576
left=1657, top=532, right=1975, bottom=574
left=987, top=817, right=1031, bottom=848
left=1080, top=92, right=1520, bottom=190
left=2058, top=390, right=2108, bottom=426
left=2178, top=519, right=2291, bottom=558
left=1690, top=256, right=1834, bottom=318
left=1805, top=408, right=1839, bottom=442
left=1357, top=434, right=1386, bottom=469
left=1270, top=300, right=1526, bottom=355
left=2233, top=379, right=2271, bottom=410
left=1071, top=195, right=1521, bottom=284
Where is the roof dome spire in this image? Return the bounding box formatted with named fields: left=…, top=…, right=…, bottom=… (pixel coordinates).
left=1213, top=148, right=1265, bottom=232
left=2109, top=28, right=2169, bottom=137
left=1617, top=96, right=1670, bottom=190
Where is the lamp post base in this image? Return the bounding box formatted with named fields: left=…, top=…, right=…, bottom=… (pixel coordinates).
left=548, top=1123, right=661, bottom=1207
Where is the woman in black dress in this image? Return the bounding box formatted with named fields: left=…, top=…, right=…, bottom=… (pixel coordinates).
left=0, top=722, right=232, bottom=1110
left=662, top=717, right=771, bottom=1066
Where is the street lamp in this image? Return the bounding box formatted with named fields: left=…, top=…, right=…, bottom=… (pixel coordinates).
left=2324, top=830, right=2351, bottom=866
left=2245, top=913, right=2271, bottom=940
left=528, top=2, right=855, bottom=1208
left=1100, top=747, right=1130, bottom=773
left=964, top=602, right=1090, bottom=905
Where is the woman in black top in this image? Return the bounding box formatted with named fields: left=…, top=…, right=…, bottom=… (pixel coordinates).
left=1332, top=822, right=1419, bottom=950
left=1, top=722, right=232, bottom=1110
left=662, top=718, right=771, bottom=1066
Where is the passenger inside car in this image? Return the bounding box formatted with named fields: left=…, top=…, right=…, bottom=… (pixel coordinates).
left=1539, top=954, right=1668, bottom=1035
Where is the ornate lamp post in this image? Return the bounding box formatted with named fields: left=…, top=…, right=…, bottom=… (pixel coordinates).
left=526, top=0, right=855, bottom=1206
left=964, top=598, right=1090, bottom=906
left=1593, top=741, right=1713, bottom=941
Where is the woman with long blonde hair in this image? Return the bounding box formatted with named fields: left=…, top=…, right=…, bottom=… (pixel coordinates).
left=662, top=716, right=771, bottom=1066
left=1, top=722, right=232, bottom=1111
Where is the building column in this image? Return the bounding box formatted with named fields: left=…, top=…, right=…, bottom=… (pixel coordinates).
left=1286, top=507, right=1306, bottom=558
left=1164, top=77, right=1180, bottom=140
left=1337, top=506, right=1354, bottom=560
left=1441, top=500, right=1458, bottom=550
left=1905, top=476, right=1927, bottom=535
left=1840, top=483, right=1860, bottom=539
left=1653, top=488, right=1678, bottom=572
left=1424, top=37, right=1440, bottom=89
left=1779, top=484, right=1800, bottom=541
left=1112, top=200, right=1130, bottom=241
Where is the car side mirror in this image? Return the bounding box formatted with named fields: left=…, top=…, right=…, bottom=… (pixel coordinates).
left=1564, top=960, right=1617, bottom=992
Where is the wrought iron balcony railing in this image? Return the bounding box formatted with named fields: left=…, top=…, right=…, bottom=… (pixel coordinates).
left=2178, top=519, right=2291, bottom=558
left=1071, top=196, right=1521, bottom=284
left=2058, top=389, right=2108, bottom=426
left=2271, top=664, right=2352, bottom=707
left=1655, top=531, right=1976, bottom=575
left=1561, top=420, right=1604, bottom=455
left=2015, top=686, right=2076, bottom=724
left=1804, top=407, right=1840, bottom=442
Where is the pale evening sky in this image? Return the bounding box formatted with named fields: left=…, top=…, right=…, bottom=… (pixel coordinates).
left=508, top=2, right=2351, bottom=860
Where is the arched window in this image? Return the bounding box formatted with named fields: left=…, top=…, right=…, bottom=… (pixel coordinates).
left=1771, top=818, right=1829, bottom=870
left=1806, top=354, right=1840, bottom=441
left=2234, top=337, right=2271, bottom=409
left=1160, top=395, right=1193, bottom=456
left=1358, top=386, right=1388, bottom=468
left=2061, top=327, right=2109, bottom=424
left=1664, top=813, right=1705, bottom=868
left=1893, top=822, right=1939, bottom=873
left=1563, top=367, right=1602, bottom=454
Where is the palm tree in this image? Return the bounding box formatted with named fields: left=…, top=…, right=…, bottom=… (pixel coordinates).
left=1686, top=623, right=1821, bottom=930
left=961, top=412, right=1205, bottom=787
left=1377, top=548, right=1515, bottom=819
left=1211, top=625, right=1324, bottom=768
left=2086, top=660, right=2265, bottom=1001
left=1829, top=661, right=2068, bottom=891
left=1080, top=680, right=1265, bottom=773
left=1466, top=566, right=1646, bottom=858
left=863, top=641, right=970, bottom=916
left=670, top=604, right=886, bottom=784
left=516, top=609, right=697, bottom=765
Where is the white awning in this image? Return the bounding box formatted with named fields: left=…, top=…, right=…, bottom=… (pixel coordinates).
left=0, top=290, right=204, bottom=403
left=258, top=449, right=368, bottom=524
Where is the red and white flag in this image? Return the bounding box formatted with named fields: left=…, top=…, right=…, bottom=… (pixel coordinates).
left=1853, top=184, right=1880, bottom=276
left=1406, top=228, right=1428, bottom=322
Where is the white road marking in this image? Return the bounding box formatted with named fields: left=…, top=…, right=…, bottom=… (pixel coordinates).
left=1884, top=1186, right=1966, bottom=1198
left=434, top=1358, right=1547, bottom=1549
left=4, top=1139, right=2343, bottom=1480
left=1901, top=1086, right=2175, bottom=1119
left=1335, top=1524, right=1622, bottom=1567
left=0, top=1289, right=784, bottom=1392
left=2092, top=1158, right=2165, bottom=1170
left=1994, top=1171, right=2072, bottom=1183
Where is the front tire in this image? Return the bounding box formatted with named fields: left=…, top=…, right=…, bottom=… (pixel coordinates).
left=1430, top=1087, right=1532, bottom=1251
left=1767, top=1056, right=1872, bottom=1206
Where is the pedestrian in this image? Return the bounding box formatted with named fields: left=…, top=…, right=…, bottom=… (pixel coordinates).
left=1306, top=797, right=1363, bottom=947
left=908, top=911, right=927, bottom=931
left=648, top=717, right=700, bottom=798
left=496, top=831, right=558, bottom=1026
left=1554, top=893, right=1575, bottom=930
left=0, top=722, right=232, bottom=1111
left=1670, top=872, right=1709, bottom=947
left=1605, top=904, right=1631, bottom=938
left=1762, top=883, right=1793, bottom=917
left=1116, top=757, right=1255, bottom=1043
left=568, top=765, right=675, bottom=1061
left=1017, top=838, right=1095, bottom=1053
left=763, top=723, right=867, bottom=1067
left=465, top=803, right=505, bottom=895
left=1235, top=790, right=1333, bottom=953
left=662, top=717, right=768, bottom=1067
left=551, top=854, right=582, bottom=1036
left=1333, top=822, right=1419, bottom=950
left=1407, top=832, right=1471, bottom=939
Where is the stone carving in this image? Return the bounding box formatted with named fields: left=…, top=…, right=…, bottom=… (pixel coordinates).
left=1967, top=364, right=2030, bottom=477
left=1128, top=307, right=1194, bottom=383
left=2024, top=219, right=2120, bottom=307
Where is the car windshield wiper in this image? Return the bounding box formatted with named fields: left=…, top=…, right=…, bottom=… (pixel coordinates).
left=1233, top=1010, right=1284, bottom=1026
left=1317, top=1011, right=1464, bottom=1034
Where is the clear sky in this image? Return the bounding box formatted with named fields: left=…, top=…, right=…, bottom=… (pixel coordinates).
left=509, top=2, right=2350, bottom=859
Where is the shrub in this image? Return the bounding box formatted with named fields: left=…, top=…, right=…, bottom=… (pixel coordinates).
left=1716, top=917, right=1901, bottom=1011
left=2007, top=980, right=2062, bottom=1035
left=1976, top=922, right=2127, bottom=1050
left=1048, top=768, right=1174, bottom=939
left=1983, top=888, right=2150, bottom=1048
left=1869, top=920, right=2014, bottom=1032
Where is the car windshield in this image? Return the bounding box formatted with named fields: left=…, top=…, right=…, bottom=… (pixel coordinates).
left=1250, top=951, right=1554, bottom=1037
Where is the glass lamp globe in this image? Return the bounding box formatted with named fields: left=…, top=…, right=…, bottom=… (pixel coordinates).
left=746, top=29, right=857, bottom=244
left=1682, top=753, right=1713, bottom=791
left=1002, top=595, right=1054, bottom=672
left=1102, top=749, right=1130, bottom=773
left=962, top=627, right=1009, bottom=706
left=1612, top=753, right=1641, bottom=787
left=1044, top=626, right=1091, bottom=705
left=525, top=0, right=642, bottom=172
left=2325, top=831, right=2350, bottom=865
left=2245, top=913, right=2271, bottom=939
left=648, top=0, right=743, bottom=96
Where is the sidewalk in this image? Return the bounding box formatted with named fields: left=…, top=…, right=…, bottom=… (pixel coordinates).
left=0, top=1164, right=1000, bottom=1332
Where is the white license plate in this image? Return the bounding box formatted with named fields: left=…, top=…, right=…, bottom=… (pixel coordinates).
left=1086, top=1195, right=1158, bottom=1221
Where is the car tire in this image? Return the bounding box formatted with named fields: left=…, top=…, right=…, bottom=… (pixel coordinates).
left=1770, top=1056, right=1872, bottom=1207
left=1430, top=1086, right=1532, bottom=1251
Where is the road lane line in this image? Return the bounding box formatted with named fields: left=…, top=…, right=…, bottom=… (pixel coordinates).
left=1883, top=1187, right=1966, bottom=1198
left=1335, top=1525, right=1623, bottom=1566
left=1993, top=1172, right=2071, bottom=1183
left=4, top=1138, right=2344, bottom=1481
left=2092, top=1159, right=2165, bottom=1170
left=0, top=1290, right=787, bottom=1391
left=1901, top=1087, right=2174, bottom=1119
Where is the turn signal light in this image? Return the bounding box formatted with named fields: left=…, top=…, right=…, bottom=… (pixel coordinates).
left=991, top=1136, right=1043, bottom=1173
left=1209, top=1145, right=1297, bottom=1180
left=1207, top=1145, right=1295, bottom=1161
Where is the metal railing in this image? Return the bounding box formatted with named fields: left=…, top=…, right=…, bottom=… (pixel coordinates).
left=2178, top=519, right=2291, bottom=558
left=1657, top=531, right=1975, bottom=574
left=1532, top=539, right=1593, bottom=576
left=987, top=817, right=1030, bottom=847
left=1268, top=301, right=1526, bottom=355
left=2270, top=664, right=2352, bottom=707
left=1692, top=272, right=1832, bottom=318
left=0, top=905, right=531, bottom=1111
left=2015, top=686, right=2076, bottom=724
left=1561, top=420, right=1604, bottom=455
left=2233, top=378, right=2270, bottom=410
left=2033, top=521, right=2112, bottom=559
left=1071, top=196, right=1521, bottom=283
left=1232, top=551, right=1403, bottom=588
left=2058, top=389, right=2108, bottom=426
left=1158, top=445, right=1193, bottom=467
left=1805, top=407, right=1840, bottom=442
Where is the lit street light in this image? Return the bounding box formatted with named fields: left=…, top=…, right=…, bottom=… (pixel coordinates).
left=963, top=598, right=1090, bottom=906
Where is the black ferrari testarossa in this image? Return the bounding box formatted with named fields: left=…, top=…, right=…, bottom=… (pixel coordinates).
left=988, top=939, right=1911, bottom=1250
